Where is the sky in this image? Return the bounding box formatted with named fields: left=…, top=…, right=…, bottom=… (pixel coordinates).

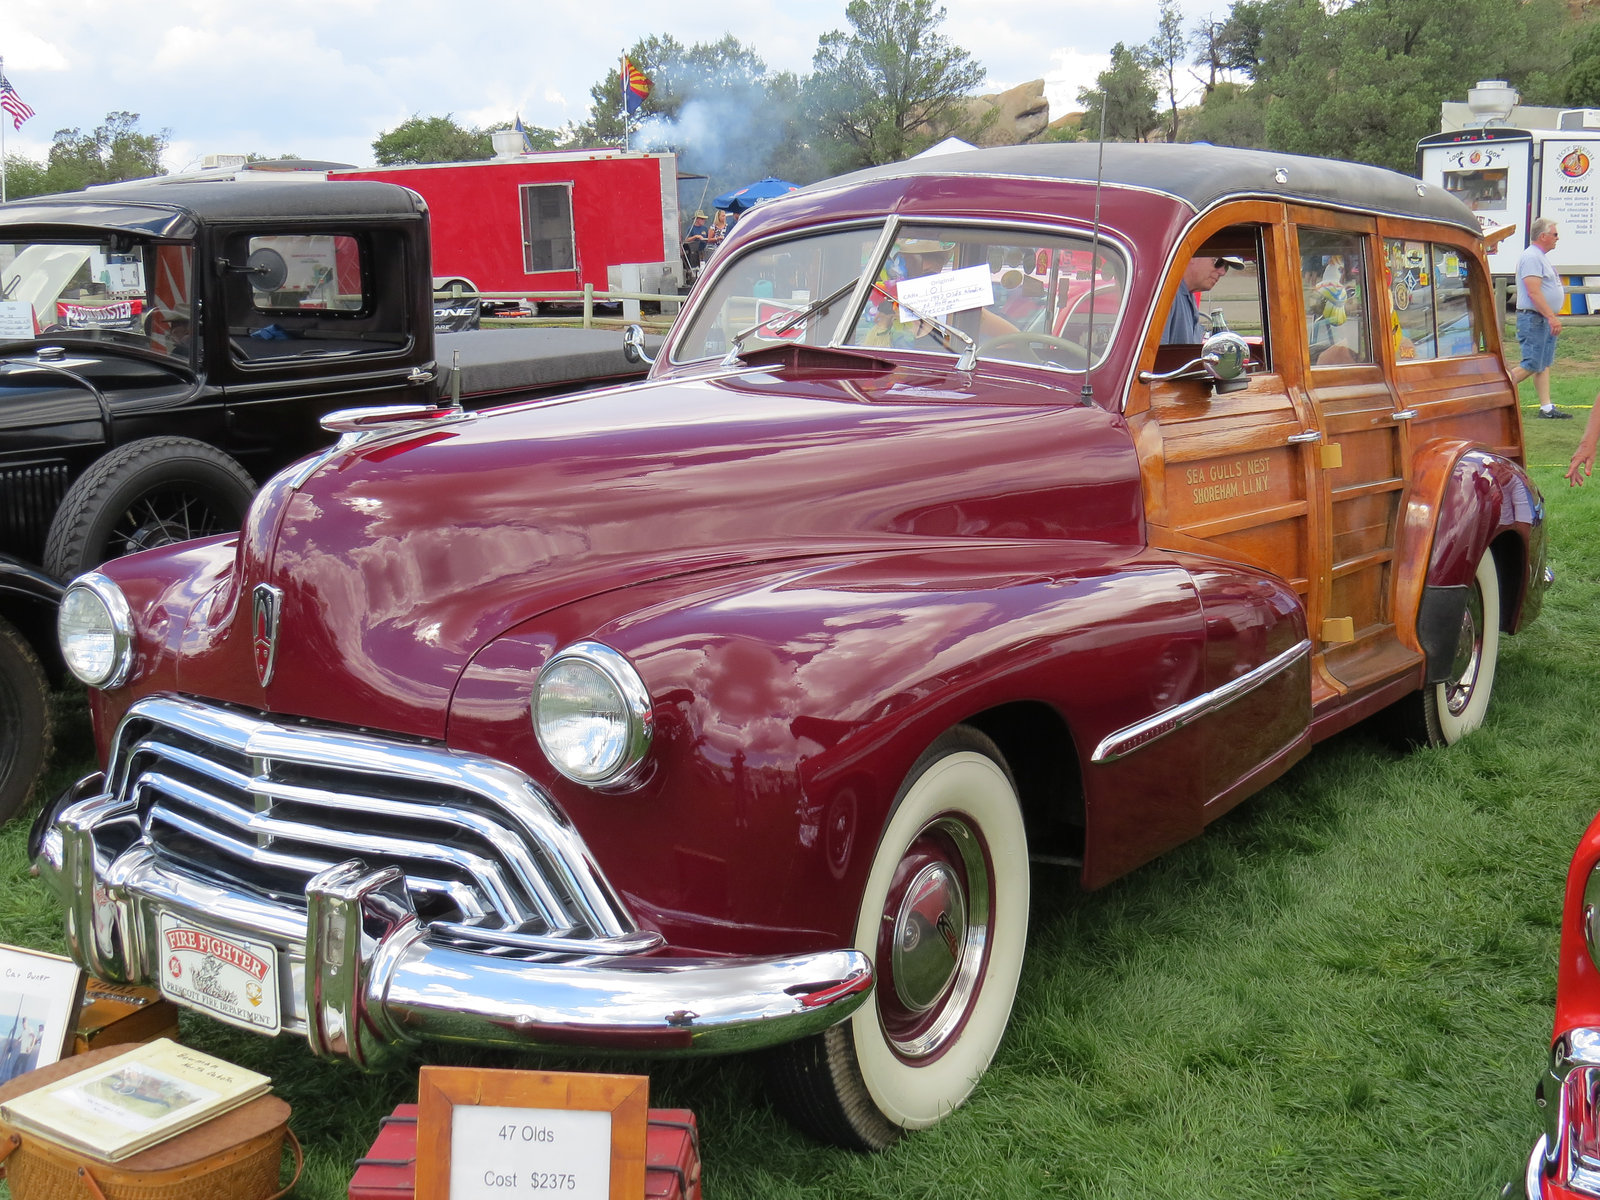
left=1, top=0, right=1175, bottom=175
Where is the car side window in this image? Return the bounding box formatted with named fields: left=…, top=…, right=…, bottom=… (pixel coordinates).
left=1382, top=238, right=1487, bottom=361
left=225, top=232, right=405, bottom=364
left=1299, top=229, right=1372, bottom=366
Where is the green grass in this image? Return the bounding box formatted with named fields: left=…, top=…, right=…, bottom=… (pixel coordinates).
left=8, top=331, right=1600, bottom=1197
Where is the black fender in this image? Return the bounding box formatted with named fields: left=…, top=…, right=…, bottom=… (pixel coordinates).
left=0, top=552, right=65, bottom=679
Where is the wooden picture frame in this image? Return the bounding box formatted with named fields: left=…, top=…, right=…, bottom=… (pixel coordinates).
left=416, top=1066, right=648, bottom=1200
left=0, top=943, right=86, bottom=1085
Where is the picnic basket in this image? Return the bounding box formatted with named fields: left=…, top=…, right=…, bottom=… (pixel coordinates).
left=0, top=1044, right=300, bottom=1200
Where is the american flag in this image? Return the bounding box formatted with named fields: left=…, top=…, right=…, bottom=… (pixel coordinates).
left=0, top=73, right=35, bottom=131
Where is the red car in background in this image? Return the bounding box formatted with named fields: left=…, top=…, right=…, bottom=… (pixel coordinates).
left=1526, top=816, right=1600, bottom=1197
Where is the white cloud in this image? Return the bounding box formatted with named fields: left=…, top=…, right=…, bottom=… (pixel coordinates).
left=3, top=0, right=1174, bottom=173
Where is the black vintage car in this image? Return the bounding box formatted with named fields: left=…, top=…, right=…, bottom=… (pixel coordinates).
left=0, top=176, right=653, bottom=820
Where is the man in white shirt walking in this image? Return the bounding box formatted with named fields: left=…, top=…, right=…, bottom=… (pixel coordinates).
left=1510, top=217, right=1572, bottom=419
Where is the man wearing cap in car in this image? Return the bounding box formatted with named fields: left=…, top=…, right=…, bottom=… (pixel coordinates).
left=1162, top=254, right=1245, bottom=343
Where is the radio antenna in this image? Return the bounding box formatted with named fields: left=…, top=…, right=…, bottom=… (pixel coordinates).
left=1081, top=95, right=1109, bottom=406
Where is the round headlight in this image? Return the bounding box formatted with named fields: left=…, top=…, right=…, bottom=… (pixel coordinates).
left=58, top=574, right=134, bottom=688
left=534, top=642, right=653, bottom=786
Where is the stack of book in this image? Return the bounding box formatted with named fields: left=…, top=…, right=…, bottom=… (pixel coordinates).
left=0, top=1037, right=271, bottom=1162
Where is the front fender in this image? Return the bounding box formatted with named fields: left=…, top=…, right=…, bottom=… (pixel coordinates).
left=0, top=552, right=65, bottom=678
left=449, top=541, right=1300, bottom=954
left=1396, top=440, right=1546, bottom=679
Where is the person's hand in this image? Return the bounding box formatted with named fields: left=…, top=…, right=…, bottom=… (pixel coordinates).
left=1568, top=441, right=1596, bottom=486
left=1551, top=314, right=1564, bottom=335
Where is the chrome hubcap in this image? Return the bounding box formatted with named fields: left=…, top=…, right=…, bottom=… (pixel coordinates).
left=891, top=862, right=967, bottom=1014
left=877, top=816, right=991, bottom=1061
left=1445, top=583, right=1484, bottom=716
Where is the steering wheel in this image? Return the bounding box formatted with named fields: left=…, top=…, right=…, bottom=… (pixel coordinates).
left=976, top=330, right=1091, bottom=367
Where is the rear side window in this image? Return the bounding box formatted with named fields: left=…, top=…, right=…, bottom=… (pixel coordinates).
left=1299, top=229, right=1373, bottom=366
left=245, top=235, right=366, bottom=314
left=1384, top=238, right=1485, bottom=360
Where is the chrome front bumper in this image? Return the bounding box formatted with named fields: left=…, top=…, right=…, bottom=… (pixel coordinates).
left=1522, top=1028, right=1600, bottom=1199
left=33, top=775, right=872, bottom=1069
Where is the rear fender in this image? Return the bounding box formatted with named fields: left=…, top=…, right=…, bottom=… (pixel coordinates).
left=449, top=542, right=1303, bottom=951
left=1396, top=441, right=1546, bottom=682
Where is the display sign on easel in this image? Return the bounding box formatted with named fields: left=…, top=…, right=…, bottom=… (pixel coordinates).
left=0, top=944, right=86, bottom=1085
left=416, top=1066, right=648, bottom=1200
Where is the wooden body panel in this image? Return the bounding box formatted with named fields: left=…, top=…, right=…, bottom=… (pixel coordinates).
left=1136, top=198, right=1525, bottom=715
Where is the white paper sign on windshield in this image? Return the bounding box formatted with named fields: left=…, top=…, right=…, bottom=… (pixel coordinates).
left=895, top=264, right=995, bottom=320
left=0, top=301, right=34, bottom=339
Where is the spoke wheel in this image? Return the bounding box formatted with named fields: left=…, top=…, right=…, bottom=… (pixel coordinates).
left=766, top=727, right=1028, bottom=1150
left=43, top=437, right=257, bottom=580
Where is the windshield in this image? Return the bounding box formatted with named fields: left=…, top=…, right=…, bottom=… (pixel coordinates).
left=673, top=225, right=881, bottom=362
left=0, top=237, right=195, bottom=362
left=674, top=222, right=1128, bottom=372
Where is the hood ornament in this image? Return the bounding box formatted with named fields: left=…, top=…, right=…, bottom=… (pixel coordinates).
left=252, top=584, right=284, bottom=687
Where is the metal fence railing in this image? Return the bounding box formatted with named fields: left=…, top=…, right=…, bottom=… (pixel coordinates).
left=434, top=286, right=682, bottom=331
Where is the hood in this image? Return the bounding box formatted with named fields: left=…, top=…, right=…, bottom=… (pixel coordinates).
left=183, top=361, right=1143, bottom=737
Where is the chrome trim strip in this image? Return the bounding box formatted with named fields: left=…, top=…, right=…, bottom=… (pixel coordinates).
left=427, top=919, right=665, bottom=957
left=1091, top=638, right=1312, bottom=764
left=1528, top=1134, right=1548, bottom=1199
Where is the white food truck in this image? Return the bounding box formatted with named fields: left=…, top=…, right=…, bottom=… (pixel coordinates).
left=1418, top=80, right=1600, bottom=293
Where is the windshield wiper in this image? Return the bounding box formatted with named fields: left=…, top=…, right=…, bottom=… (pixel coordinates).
left=720, top=275, right=861, bottom=368
left=867, top=282, right=977, bottom=370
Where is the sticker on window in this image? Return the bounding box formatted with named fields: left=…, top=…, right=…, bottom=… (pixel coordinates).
left=894, top=264, right=995, bottom=320
left=755, top=299, right=807, bottom=341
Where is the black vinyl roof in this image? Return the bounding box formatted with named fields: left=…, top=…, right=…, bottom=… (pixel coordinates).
left=0, top=179, right=425, bottom=239
left=803, top=142, right=1479, bottom=234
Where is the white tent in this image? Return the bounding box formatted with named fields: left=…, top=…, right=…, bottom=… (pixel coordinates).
left=912, top=137, right=978, bottom=159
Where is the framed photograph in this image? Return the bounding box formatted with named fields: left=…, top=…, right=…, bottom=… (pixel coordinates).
left=0, top=943, right=86, bottom=1085
left=416, top=1066, right=648, bottom=1200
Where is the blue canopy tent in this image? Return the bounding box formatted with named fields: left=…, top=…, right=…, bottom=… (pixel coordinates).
left=712, top=176, right=800, bottom=213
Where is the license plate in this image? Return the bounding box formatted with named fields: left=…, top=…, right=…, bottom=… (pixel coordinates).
left=157, top=913, right=282, bottom=1034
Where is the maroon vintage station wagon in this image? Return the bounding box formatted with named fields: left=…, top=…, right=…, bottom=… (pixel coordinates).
left=34, top=144, right=1547, bottom=1149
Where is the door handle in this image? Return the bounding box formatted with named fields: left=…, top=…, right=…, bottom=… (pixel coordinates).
left=1393, top=409, right=1417, bottom=421
left=1286, top=430, right=1322, bottom=444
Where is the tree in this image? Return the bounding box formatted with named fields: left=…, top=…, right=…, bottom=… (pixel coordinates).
left=373, top=115, right=492, bottom=165
left=571, top=36, right=825, bottom=200
left=1191, top=13, right=1229, bottom=95
left=809, top=0, right=987, bottom=170
left=40, top=112, right=168, bottom=193
left=1248, top=0, right=1567, bottom=172
left=0, top=156, right=49, bottom=201
left=1214, top=0, right=1275, bottom=79
left=1186, top=80, right=1266, bottom=147
left=1078, top=42, right=1158, bottom=142
left=1149, top=0, right=1188, bottom=142
left=571, top=35, right=688, bottom=149
left=1562, top=21, right=1600, bottom=107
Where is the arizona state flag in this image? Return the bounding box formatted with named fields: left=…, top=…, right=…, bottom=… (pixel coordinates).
left=623, top=56, right=651, bottom=115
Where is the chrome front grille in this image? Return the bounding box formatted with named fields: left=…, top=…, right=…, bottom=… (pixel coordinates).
left=106, top=695, right=638, bottom=951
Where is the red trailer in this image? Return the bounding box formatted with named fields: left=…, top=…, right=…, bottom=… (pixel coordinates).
left=336, top=148, right=684, bottom=302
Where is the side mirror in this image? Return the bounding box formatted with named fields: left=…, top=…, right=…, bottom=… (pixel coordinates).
left=622, top=324, right=655, bottom=366
left=1202, top=330, right=1250, bottom=392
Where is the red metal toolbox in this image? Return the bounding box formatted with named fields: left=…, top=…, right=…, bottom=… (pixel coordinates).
left=348, top=1104, right=701, bottom=1199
